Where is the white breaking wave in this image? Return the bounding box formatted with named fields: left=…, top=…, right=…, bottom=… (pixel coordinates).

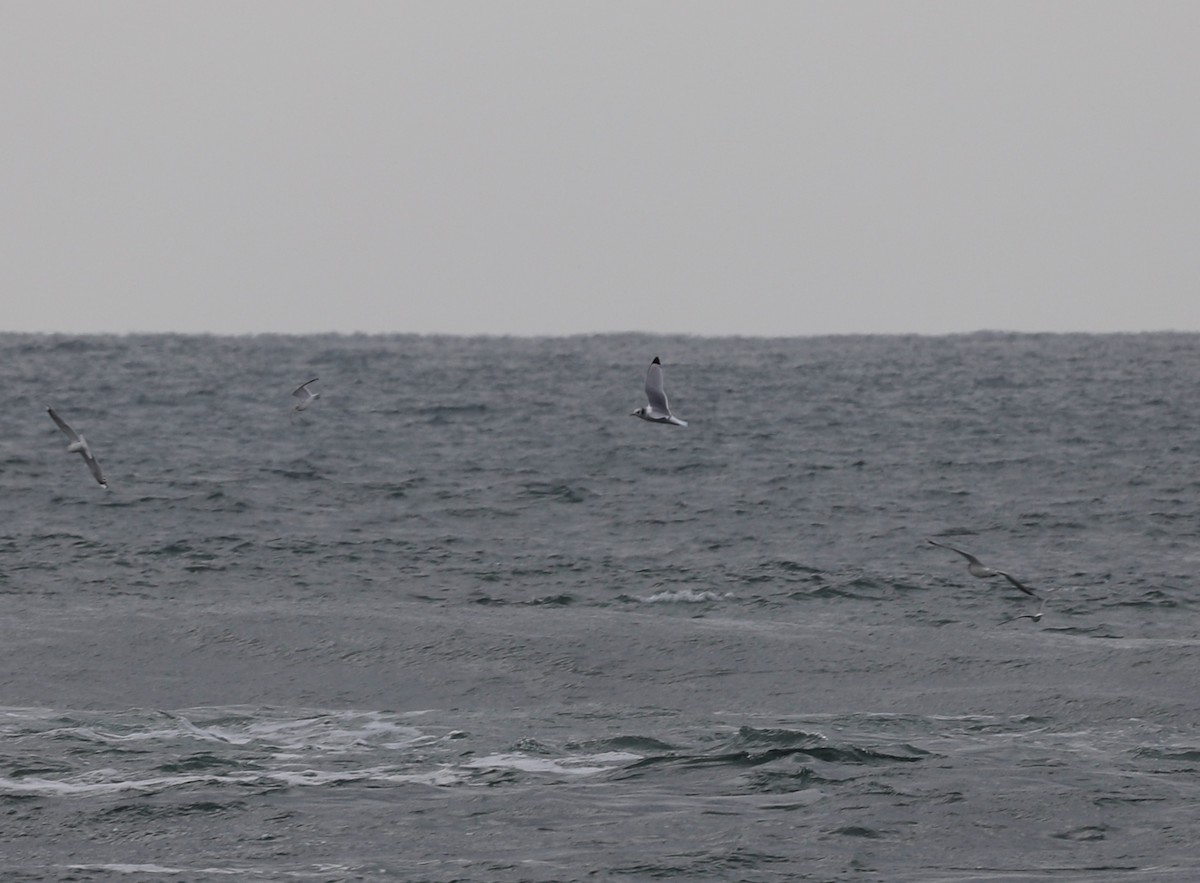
left=464, top=751, right=642, bottom=777
left=638, top=589, right=729, bottom=604
left=0, top=705, right=642, bottom=799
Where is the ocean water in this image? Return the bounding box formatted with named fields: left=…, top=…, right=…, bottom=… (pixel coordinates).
left=2, top=331, right=1199, bottom=881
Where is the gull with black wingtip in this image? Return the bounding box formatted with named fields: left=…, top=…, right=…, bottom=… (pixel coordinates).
left=292, top=378, right=320, bottom=417
left=927, top=539, right=1042, bottom=599
left=998, top=598, right=1048, bottom=625
left=47, top=407, right=108, bottom=489
left=631, top=358, right=687, bottom=427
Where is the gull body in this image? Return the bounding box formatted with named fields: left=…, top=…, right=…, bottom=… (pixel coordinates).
left=292, top=378, right=320, bottom=413
left=631, top=357, right=687, bottom=427
left=926, top=539, right=999, bottom=578
left=927, top=539, right=1042, bottom=599
left=47, top=407, right=107, bottom=488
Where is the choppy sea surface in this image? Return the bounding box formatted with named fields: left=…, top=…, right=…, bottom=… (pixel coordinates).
left=2, top=331, right=1200, bottom=881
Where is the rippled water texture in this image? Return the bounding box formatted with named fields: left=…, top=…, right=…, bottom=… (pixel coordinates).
left=1, top=332, right=1199, bottom=880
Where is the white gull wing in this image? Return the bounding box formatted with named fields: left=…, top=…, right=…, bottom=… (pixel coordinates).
left=995, top=570, right=1041, bottom=599
left=47, top=407, right=81, bottom=444
left=81, top=447, right=107, bottom=488
left=292, top=378, right=319, bottom=399
left=644, top=359, right=671, bottom=414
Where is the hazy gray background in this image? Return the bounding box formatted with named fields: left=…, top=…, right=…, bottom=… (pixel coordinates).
left=3, top=2, right=1198, bottom=336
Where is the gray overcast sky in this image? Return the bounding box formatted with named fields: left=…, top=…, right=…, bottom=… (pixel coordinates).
left=3, top=2, right=1198, bottom=335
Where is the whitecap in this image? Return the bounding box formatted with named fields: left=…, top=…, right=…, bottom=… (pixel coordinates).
left=66, top=865, right=249, bottom=877
left=638, top=589, right=728, bottom=604
left=464, top=751, right=641, bottom=777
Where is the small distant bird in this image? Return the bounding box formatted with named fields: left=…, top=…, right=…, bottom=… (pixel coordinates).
left=292, top=378, right=320, bottom=415
left=631, top=357, right=688, bottom=427
left=998, top=598, right=1047, bottom=625
left=47, top=407, right=108, bottom=488
left=927, top=539, right=1041, bottom=599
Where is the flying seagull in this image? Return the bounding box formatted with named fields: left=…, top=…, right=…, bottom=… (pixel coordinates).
left=47, top=407, right=107, bottom=488
left=292, top=378, right=320, bottom=414
left=998, top=598, right=1047, bottom=625
left=631, top=358, right=687, bottom=427
left=927, top=539, right=1041, bottom=599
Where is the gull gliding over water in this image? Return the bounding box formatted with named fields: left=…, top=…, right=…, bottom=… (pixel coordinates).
left=292, top=378, right=320, bottom=415
left=47, top=407, right=107, bottom=489
left=631, top=358, right=687, bottom=427
left=927, top=539, right=1042, bottom=599
left=998, top=598, right=1047, bottom=625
